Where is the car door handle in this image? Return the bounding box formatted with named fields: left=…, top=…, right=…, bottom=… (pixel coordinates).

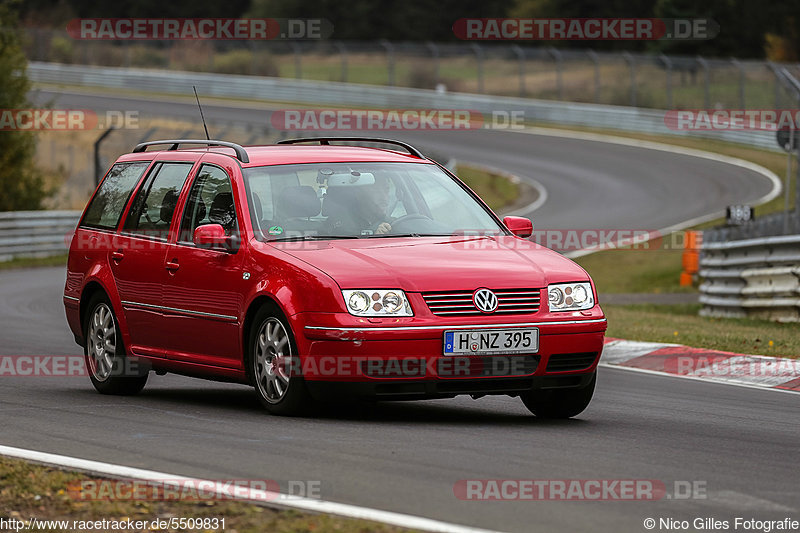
left=165, top=260, right=180, bottom=272
left=111, top=250, right=124, bottom=263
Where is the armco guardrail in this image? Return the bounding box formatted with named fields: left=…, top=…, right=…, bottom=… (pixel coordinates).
left=0, top=210, right=80, bottom=262
left=699, top=234, right=800, bottom=322
left=28, top=62, right=781, bottom=151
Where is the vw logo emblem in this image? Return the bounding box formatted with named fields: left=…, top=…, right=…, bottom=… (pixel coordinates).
left=473, top=289, right=498, bottom=313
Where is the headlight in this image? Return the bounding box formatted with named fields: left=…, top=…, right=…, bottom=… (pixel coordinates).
left=342, top=289, right=413, bottom=316
left=547, top=282, right=594, bottom=312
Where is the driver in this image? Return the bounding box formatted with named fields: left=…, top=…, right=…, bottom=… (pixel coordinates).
left=324, top=174, right=397, bottom=236
left=361, top=175, right=393, bottom=234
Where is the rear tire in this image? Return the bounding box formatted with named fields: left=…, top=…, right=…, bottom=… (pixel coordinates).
left=521, top=373, right=596, bottom=419
left=246, top=303, right=312, bottom=416
left=83, top=293, right=148, bottom=395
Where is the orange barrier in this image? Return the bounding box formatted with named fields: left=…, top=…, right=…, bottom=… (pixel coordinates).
left=680, top=230, right=703, bottom=287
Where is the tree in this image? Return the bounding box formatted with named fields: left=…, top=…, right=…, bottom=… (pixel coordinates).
left=247, top=0, right=515, bottom=41
left=0, top=0, right=46, bottom=211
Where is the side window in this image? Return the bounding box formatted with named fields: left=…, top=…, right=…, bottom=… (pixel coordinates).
left=179, top=165, right=239, bottom=243
left=80, top=162, right=149, bottom=230
left=123, top=162, right=193, bottom=239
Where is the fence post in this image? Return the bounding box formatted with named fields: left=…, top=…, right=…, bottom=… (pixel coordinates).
left=622, top=52, right=636, bottom=107
left=380, top=40, right=395, bottom=86
left=470, top=43, right=484, bottom=94
left=511, top=44, right=525, bottom=96
left=587, top=49, right=600, bottom=103
left=785, top=128, right=794, bottom=234
left=768, top=61, right=780, bottom=108
left=731, top=58, right=745, bottom=108
left=94, top=127, right=115, bottom=187
left=334, top=41, right=348, bottom=82
left=547, top=47, right=563, bottom=100
left=796, top=94, right=800, bottom=219
left=696, top=56, right=710, bottom=108
left=425, top=41, right=440, bottom=86
left=660, top=54, right=673, bottom=109
left=290, top=42, right=302, bottom=79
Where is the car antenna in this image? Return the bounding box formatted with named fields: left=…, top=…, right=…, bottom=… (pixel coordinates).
left=193, top=86, right=211, bottom=140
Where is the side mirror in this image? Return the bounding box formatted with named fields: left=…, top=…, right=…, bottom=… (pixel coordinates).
left=193, top=224, right=239, bottom=253
left=503, top=216, right=533, bottom=238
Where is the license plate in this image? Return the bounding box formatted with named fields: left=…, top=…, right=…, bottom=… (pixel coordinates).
left=443, top=328, right=539, bottom=356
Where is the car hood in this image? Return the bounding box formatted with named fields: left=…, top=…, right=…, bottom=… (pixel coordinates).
left=269, top=236, right=590, bottom=291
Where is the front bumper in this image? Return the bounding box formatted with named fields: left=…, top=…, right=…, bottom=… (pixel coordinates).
left=291, top=310, right=607, bottom=397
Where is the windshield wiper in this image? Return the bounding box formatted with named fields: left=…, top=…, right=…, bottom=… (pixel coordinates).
left=365, top=233, right=452, bottom=238
left=269, top=235, right=362, bottom=242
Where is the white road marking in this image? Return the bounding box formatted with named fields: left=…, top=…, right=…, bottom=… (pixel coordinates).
left=512, top=126, right=782, bottom=259
left=0, top=444, right=503, bottom=533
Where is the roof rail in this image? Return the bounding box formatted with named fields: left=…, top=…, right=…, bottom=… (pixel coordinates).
left=277, top=137, right=425, bottom=159
left=132, top=139, right=249, bottom=163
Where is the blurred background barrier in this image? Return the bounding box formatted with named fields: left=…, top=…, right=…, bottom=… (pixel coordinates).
left=19, top=31, right=800, bottom=110
left=25, top=61, right=785, bottom=151
left=0, top=210, right=80, bottom=261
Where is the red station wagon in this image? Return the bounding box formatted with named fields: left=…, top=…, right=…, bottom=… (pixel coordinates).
left=63, top=137, right=607, bottom=417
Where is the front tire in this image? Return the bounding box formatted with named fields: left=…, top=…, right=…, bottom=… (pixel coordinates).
left=247, top=304, right=312, bottom=416
left=83, top=293, right=148, bottom=395
left=521, top=373, right=596, bottom=419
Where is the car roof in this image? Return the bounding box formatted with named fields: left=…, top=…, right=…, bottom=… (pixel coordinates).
left=116, top=145, right=435, bottom=167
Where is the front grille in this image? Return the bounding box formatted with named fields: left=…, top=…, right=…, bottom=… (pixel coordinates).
left=545, top=352, right=599, bottom=372
left=422, top=288, right=542, bottom=316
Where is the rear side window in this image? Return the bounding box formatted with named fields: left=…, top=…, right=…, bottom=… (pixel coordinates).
left=80, top=162, right=149, bottom=230
left=123, top=162, right=194, bottom=239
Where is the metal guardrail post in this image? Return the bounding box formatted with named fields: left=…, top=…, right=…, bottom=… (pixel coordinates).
left=380, top=40, right=395, bottom=87
left=696, top=56, right=710, bottom=108
left=94, top=127, right=115, bottom=187
left=511, top=45, right=525, bottom=97
left=587, top=49, right=600, bottom=103
left=547, top=47, right=563, bottom=100
left=622, top=52, right=636, bottom=107
left=660, top=54, right=673, bottom=109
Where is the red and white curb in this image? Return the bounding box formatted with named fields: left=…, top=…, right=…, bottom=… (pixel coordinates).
left=600, top=338, right=800, bottom=392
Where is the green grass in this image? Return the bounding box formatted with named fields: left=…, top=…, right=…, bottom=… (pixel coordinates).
left=455, top=164, right=520, bottom=212
left=575, top=233, right=693, bottom=294
left=604, top=304, right=800, bottom=358
left=0, top=254, right=67, bottom=270
left=0, top=456, right=417, bottom=533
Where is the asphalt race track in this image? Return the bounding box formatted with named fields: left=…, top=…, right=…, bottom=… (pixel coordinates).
left=0, top=88, right=795, bottom=532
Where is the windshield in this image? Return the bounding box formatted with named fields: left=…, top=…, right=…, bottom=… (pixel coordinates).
left=242, top=162, right=505, bottom=240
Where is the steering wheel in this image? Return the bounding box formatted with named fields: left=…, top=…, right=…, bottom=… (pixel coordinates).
left=389, top=213, right=432, bottom=232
